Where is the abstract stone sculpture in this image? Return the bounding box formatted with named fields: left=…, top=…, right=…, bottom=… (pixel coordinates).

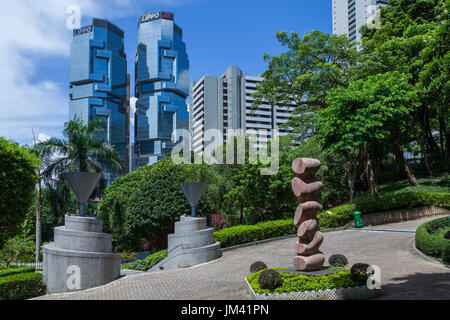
left=292, top=158, right=325, bottom=271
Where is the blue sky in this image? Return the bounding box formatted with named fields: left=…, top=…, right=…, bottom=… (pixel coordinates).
left=0, top=0, right=331, bottom=145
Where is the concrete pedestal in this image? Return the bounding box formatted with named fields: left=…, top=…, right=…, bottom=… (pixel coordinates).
left=43, top=215, right=120, bottom=294
left=152, top=215, right=221, bottom=271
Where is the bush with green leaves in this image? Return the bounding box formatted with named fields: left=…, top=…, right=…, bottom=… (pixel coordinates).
left=97, top=158, right=212, bottom=251
left=258, top=269, right=283, bottom=291
left=121, top=249, right=168, bottom=271
left=250, top=261, right=267, bottom=274
left=350, top=263, right=371, bottom=283
left=0, top=235, right=36, bottom=267
left=0, top=137, right=40, bottom=248
left=212, top=191, right=450, bottom=249
left=0, top=272, right=43, bottom=300
left=328, top=254, right=348, bottom=267
left=415, top=217, right=450, bottom=263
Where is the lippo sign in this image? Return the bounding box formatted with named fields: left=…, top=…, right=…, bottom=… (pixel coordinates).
left=73, top=25, right=93, bottom=36
left=140, top=11, right=174, bottom=25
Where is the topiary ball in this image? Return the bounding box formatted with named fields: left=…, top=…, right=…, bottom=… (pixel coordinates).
left=444, top=231, right=450, bottom=240
left=350, top=263, right=371, bottom=283
left=258, top=269, right=283, bottom=291
left=328, top=254, right=348, bottom=267
left=250, top=261, right=267, bottom=273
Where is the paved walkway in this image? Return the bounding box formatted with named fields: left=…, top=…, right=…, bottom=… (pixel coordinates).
left=35, top=217, right=450, bottom=300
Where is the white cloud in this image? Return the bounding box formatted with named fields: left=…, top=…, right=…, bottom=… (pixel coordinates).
left=0, top=0, right=201, bottom=145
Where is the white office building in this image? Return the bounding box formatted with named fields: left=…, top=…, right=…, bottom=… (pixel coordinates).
left=189, top=66, right=294, bottom=154
left=332, top=0, right=388, bottom=43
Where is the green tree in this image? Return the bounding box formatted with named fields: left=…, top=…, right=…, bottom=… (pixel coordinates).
left=38, top=117, right=123, bottom=214
left=252, top=30, right=360, bottom=141
left=223, top=162, right=296, bottom=225
left=0, top=137, right=40, bottom=248
left=317, top=72, right=420, bottom=198
left=39, top=117, right=123, bottom=176
left=360, top=0, right=448, bottom=168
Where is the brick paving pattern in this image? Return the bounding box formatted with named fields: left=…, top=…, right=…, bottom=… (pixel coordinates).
left=34, top=217, right=450, bottom=300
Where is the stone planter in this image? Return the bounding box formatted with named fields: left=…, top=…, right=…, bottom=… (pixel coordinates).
left=245, top=278, right=379, bottom=300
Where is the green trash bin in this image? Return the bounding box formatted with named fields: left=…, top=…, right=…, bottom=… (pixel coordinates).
left=353, top=211, right=364, bottom=228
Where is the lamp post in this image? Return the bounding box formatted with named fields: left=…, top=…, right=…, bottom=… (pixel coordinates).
left=64, top=172, right=102, bottom=216
left=180, top=182, right=207, bottom=217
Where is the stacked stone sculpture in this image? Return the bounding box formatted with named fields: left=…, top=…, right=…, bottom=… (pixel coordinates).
left=291, top=158, right=325, bottom=271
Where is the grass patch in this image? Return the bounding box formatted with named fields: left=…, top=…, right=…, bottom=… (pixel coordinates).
left=247, top=267, right=365, bottom=295
left=355, top=176, right=450, bottom=202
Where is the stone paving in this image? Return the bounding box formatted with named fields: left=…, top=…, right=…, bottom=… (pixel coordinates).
left=34, top=216, right=450, bottom=300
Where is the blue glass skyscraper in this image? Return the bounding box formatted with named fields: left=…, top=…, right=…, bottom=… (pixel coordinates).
left=134, top=11, right=189, bottom=167
left=69, top=19, right=129, bottom=183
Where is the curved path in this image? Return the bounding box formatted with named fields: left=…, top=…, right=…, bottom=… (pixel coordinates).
left=35, top=217, right=450, bottom=300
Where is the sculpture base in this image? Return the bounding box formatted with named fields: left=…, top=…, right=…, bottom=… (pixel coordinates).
left=152, top=215, right=221, bottom=271
left=293, top=254, right=325, bottom=271
left=43, top=215, right=120, bottom=294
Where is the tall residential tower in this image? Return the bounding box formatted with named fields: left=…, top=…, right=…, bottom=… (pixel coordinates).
left=190, top=66, right=295, bottom=154
left=134, top=11, right=190, bottom=167
left=69, top=18, right=129, bottom=183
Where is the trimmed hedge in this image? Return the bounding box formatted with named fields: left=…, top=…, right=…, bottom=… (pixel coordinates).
left=214, top=219, right=296, bottom=248
left=0, top=272, right=43, bottom=300
left=215, top=191, right=450, bottom=248
left=415, top=217, right=450, bottom=263
left=0, top=267, right=35, bottom=278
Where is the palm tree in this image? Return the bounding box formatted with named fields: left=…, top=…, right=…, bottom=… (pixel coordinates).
left=38, top=117, right=123, bottom=212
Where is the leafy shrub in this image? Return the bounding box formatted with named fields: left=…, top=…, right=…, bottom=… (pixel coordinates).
left=0, top=138, right=40, bottom=247
left=328, top=254, right=349, bottom=267
left=247, top=267, right=361, bottom=294
left=97, top=158, right=212, bottom=251
left=415, top=217, right=450, bottom=262
left=0, top=267, right=35, bottom=278
left=0, top=272, right=43, bottom=300
left=444, top=231, right=450, bottom=240
left=317, top=204, right=355, bottom=229
left=258, top=269, right=283, bottom=291
left=250, top=261, right=267, bottom=273
left=120, top=251, right=136, bottom=263
left=214, top=219, right=295, bottom=248
left=0, top=235, right=36, bottom=267
left=350, top=263, right=370, bottom=283
left=425, top=217, right=450, bottom=234
left=121, top=249, right=168, bottom=271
